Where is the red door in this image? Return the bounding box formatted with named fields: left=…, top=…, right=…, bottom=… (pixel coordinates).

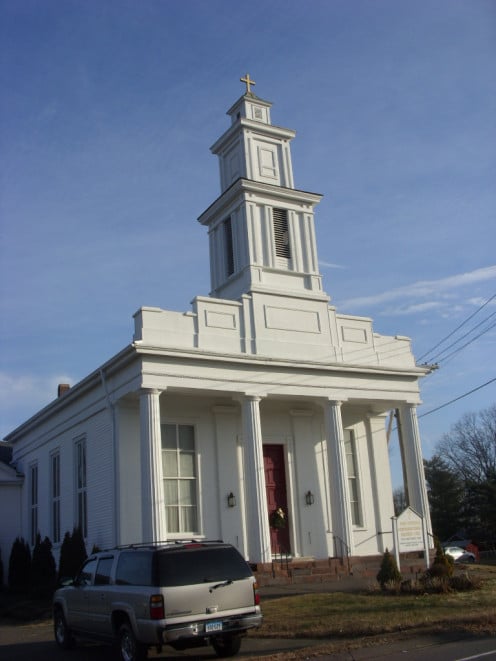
left=263, top=445, right=290, bottom=554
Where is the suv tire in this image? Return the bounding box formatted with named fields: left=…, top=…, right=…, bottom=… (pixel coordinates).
left=212, top=634, right=242, bottom=657
left=53, top=608, right=75, bottom=649
left=118, top=622, right=147, bottom=661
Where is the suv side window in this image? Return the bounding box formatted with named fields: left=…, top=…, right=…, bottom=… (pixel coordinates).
left=115, top=551, right=152, bottom=586
left=95, top=556, right=114, bottom=585
left=77, top=558, right=97, bottom=586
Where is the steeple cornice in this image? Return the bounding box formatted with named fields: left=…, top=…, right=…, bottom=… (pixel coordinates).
left=210, top=119, right=296, bottom=156
left=198, top=177, right=322, bottom=228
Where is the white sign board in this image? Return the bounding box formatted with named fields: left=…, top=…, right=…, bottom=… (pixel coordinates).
left=397, top=507, right=424, bottom=552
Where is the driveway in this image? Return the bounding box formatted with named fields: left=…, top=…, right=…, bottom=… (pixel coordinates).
left=0, top=618, right=318, bottom=660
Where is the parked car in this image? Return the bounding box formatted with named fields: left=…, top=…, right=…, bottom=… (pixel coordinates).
left=443, top=545, right=476, bottom=563
left=53, top=540, right=262, bottom=660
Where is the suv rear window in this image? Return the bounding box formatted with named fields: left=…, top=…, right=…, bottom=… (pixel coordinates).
left=115, top=551, right=153, bottom=586
left=157, top=546, right=252, bottom=587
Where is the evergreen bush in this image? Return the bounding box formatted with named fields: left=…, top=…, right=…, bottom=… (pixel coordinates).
left=428, top=537, right=454, bottom=579
left=31, top=534, right=57, bottom=596
left=58, top=528, right=87, bottom=580
left=8, top=537, right=31, bottom=593
left=376, top=548, right=402, bottom=589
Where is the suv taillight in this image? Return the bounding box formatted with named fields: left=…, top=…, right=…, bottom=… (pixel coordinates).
left=150, top=594, right=164, bottom=620
left=253, top=581, right=260, bottom=606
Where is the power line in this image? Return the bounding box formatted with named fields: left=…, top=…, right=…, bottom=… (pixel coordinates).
left=418, top=377, right=496, bottom=419
left=417, top=292, right=496, bottom=363
left=440, top=319, right=496, bottom=365
left=429, top=312, right=496, bottom=364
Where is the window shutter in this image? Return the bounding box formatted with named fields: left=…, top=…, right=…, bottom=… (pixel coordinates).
left=224, top=217, right=234, bottom=276
left=272, top=208, right=290, bottom=258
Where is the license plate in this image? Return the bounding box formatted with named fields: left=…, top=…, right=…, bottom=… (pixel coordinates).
left=205, top=621, right=223, bottom=633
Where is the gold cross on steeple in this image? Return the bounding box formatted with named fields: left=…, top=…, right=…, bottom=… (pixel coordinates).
left=240, top=73, right=256, bottom=94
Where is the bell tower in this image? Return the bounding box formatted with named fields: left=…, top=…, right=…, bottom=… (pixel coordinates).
left=198, top=75, right=328, bottom=304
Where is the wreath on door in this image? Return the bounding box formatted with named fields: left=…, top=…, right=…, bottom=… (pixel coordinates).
left=270, top=507, right=286, bottom=529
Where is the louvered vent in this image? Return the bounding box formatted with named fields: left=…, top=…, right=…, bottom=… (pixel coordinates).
left=272, top=208, right=290, bottom=258
left=223, top=217, right=234, bottom=276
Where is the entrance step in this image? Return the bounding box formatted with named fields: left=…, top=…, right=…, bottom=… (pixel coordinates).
left=252, top=551, right=431, bottom=587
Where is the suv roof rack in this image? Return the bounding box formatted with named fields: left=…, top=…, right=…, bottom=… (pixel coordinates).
left=111, top=539, right=225, bottom=551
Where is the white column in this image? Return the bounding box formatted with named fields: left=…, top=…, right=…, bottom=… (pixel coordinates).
left=241, top=396, right=271, bottom=563
left=365, top=413, right=395, bottom=553
left=140, top=388, right=167, bottom=543
left=398, top=403, right=433, bottom=538
left=324, top=400, right=354, bottom=556
left=212, top=405, right=247, bottom=557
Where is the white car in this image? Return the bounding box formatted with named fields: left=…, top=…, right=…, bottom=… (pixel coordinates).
left=443, top=546, right=476, bottom=563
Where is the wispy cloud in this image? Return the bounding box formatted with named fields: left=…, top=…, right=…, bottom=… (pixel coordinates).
left=319, top=260, right=346, bottom=270
left=0, top=372, right=75, bottom=439
left=339, top=266, right=496, bottom=313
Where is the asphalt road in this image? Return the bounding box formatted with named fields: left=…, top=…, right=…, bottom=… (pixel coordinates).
left=1, top=619, right=496, bottom=661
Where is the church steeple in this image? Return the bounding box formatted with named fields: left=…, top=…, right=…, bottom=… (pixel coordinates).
left=198, top=77, right=327, bottom=303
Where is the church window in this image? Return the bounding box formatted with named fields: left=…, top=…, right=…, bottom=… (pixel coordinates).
left=223, top=217, right=234, bottom=276
left=50, top=451, right=61, bottom=543
left=272, top=208, right=291, bottom=258
left=161, top=423, right=198, bottom=534
left=30, top=463, right=38, bottom=545
left=75, top=437, right=87, bottom=538
left=344, top=430, right=362, bottom=526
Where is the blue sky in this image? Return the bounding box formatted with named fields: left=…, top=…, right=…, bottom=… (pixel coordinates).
left=1, top=0, right=495, bottom=483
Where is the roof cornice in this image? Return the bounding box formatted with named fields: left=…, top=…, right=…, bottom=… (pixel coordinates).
left=4, top=344, right=137, bottom=443
left=198, top=178, right=322, bottom=226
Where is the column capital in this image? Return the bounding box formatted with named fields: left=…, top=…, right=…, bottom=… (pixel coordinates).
left=235, top=393, right=266, bottom=404
left=400, top=402, right=418, bottom=411
left=140, top=387, right=163, bottom=397
left=322, top=398, right=347, bottom=408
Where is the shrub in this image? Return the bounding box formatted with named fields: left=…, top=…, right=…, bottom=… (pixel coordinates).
left=58, top=528, right=87, bottom=581
left=376, top=549, right=402, bottom=589
left=8, top=537, right=31, bottom=593
left=31, top=534, right=57, bottom=597
left=428, top=537, right=454, bottom=579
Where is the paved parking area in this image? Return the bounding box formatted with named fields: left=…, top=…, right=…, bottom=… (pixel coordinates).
left=0, top=619, right=318, bottom=660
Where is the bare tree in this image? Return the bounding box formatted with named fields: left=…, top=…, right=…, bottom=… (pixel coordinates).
left=392, top=487, right=407, bottom=516
left=435, top=404, right=496, bottom=539
left=437, top=404, right=496, bottom=483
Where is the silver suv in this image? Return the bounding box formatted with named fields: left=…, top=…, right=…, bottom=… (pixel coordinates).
left=53, top=540, right=262, bottom=660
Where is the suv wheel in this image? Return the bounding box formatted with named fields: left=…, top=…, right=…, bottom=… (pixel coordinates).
left=53, top=608, right=75, bottom=649
left=118, top=622, right=147, bottom=661
left=212, top=634, right=242, bottom=657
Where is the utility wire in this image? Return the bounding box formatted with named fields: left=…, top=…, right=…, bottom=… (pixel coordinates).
left=428, top=311, right=496, bottom=364
left=417, top=292, right=496, bottom=363
left=439, top=319, right=496, bottom=366
left=418, top=377, right=496, bottom=419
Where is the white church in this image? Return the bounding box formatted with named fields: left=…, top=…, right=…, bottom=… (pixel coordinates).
left=2, top=77, right=433, bottom=578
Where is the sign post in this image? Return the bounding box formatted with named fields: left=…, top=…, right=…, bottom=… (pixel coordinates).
left=392, top=506, right=429, bottom=571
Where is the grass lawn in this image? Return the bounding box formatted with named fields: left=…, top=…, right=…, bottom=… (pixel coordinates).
left=255, top=563, right=496, bottom=659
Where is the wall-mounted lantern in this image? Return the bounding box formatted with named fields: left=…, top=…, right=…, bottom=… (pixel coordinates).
left=305, top=490, right=315, bottom=506
left=227, top=492, right=236, bottom=508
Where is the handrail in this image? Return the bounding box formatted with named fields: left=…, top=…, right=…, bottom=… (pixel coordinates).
left=271, top=546, right=290, bottom=575
left=333, top=535, right=351, bottom=574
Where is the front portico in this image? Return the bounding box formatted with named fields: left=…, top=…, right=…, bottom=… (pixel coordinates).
left=118, top=353, right=429, bottom=565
